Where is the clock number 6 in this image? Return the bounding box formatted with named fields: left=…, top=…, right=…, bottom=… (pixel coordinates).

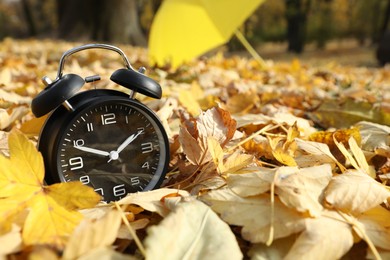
left=113, top=184, right=126, bottom=197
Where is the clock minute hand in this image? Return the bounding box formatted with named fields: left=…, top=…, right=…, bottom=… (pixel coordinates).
left=74, top=145, right=110, bottom=156
left=116, top=130, right=144, bottom=154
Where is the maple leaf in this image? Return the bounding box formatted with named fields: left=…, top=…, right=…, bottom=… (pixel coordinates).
left=0, top=129, right=101, bottom=249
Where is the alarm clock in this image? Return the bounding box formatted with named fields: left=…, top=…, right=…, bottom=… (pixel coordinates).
left=31, top=44, right=170, bottom=202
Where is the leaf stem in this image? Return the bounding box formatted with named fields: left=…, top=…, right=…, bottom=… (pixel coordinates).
left=336, top=210, right=382, bottom=260
left=114, top=202, right=146, bottom=257
left=228, top=124, right=277, bottom=152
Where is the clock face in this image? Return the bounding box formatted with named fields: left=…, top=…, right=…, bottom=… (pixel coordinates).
left=55, top=99, right=169, bottom=202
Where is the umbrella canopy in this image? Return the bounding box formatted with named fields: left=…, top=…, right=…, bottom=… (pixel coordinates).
left=148, top=0, right=266, bottom=68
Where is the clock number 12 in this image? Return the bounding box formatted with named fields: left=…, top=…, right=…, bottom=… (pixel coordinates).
left=101, top=113, right=116, bottom=125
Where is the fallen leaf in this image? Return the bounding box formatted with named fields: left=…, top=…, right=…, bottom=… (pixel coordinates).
left=117, top=188, right=190, bottom=217
left=63, top=210, right=122, bottom=259
left=0, top=129, right=101, bottom=249
left=275, top=164, right=332, bottom=217
left=0, top=225, right=22, bottom=255
left=356, top=121, right=390, bottom=153
left=227, top=164, right=332, bottom=217
left=77, top=247, right=136, bottom=260
left=357, top=206, right=390, bottom=250
left=284, top=210, right=354, bottom=260
left=144, top=200, right=243, bottom=260
left=248, top=236, right=295, bottom=260
left=294, top=138, right=344, bottom=170
left=308, top=98, right=390, bottom=129
left=201, top=188, right=305, bottom=244
left=324, top=170, right=390, bottom=215
left=226, top=166, right=277, bottom=197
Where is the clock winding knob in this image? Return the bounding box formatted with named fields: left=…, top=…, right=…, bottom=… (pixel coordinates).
left=42, top=76, right=53, bottom=87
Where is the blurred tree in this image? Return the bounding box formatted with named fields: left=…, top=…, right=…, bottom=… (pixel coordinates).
left=285, top=0, right=311, bottom=53
left=57, top=0, right=146, bottom=45
left=21, top=0, right=37, bottom=36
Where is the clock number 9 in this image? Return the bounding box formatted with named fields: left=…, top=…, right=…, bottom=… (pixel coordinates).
left=69, top=156, right=83, bottom=170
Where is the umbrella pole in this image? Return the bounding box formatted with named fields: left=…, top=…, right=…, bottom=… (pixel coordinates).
left=234, top=30, right=266, bottom=68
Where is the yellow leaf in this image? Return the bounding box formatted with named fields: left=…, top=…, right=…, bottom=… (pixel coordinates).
left=47, top=182, right=103, bottom=211
left=224, top=90, right=259, bottom=115
left=19, top=115, right=48, bottom=137
left=178, top=83, right=204, bottom=117
left=269, top=137, right=297, bottom=167
left=0, top=129, right=101, bottom=249
left=222, top=151, right=254, bottom=174
left=23, top=195, right=83, bottom=247
left=207, top=137, right=224, bottom=173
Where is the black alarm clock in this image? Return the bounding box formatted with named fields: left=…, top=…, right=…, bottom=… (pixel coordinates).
left=31, top=44, right=169, bottom=202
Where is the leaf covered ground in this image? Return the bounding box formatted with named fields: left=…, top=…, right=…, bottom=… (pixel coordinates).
left=0, top=38, right=390, bottom=259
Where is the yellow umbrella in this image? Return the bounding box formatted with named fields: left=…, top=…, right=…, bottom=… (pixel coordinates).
left=148, top=0, right=266, bottom=68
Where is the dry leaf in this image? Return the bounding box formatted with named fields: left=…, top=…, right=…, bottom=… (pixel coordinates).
left=77, top=247, right=136, bottom=260
left=294, top=138, right=344, bottom=170
left=118, top=188, right=189, bottom=217
left=248, top=236, right=295, bottom=260
left=201, top=188, right=306, bottom=244
left=357, top=206, right=390, bottom=250
left=324, top=170, right=390, bottom=214
left=227, top=164, right=332, bottom=217
left=356, top=121, right=390, bottom=153
left=0, top=225, right=22, bottom=255
left=63, top=210, right=122, bottom=259
left=179, top=107, right=237, bottom=165
left=144, top=200, right=243, bottom=260
left=275, top=164, right=332, bottom=217
left=284, top=210, right=354, bottom=260
left=226, top=166, right=277, bottom=197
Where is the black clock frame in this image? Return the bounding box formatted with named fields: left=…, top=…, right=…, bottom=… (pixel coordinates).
left=31, top=44, right=170, bottom=199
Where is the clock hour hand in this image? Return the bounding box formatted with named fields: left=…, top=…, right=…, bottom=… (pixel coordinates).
left=74, top=145, right=110, bottom=157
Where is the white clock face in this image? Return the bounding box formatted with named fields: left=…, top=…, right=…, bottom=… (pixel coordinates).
left=56, top=100, right=169, bottom=202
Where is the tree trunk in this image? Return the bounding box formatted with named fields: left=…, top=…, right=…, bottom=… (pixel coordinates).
left=21, top=0, right=37, bottom=36
left=102, top=0, right=147, bottom=45
left=285, top=0, right=311, bottom=53
left=56, top=0, right=146, bottom=45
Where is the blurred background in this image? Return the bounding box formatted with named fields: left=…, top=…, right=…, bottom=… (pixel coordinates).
left=0, top=0, right=389, bottom=67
